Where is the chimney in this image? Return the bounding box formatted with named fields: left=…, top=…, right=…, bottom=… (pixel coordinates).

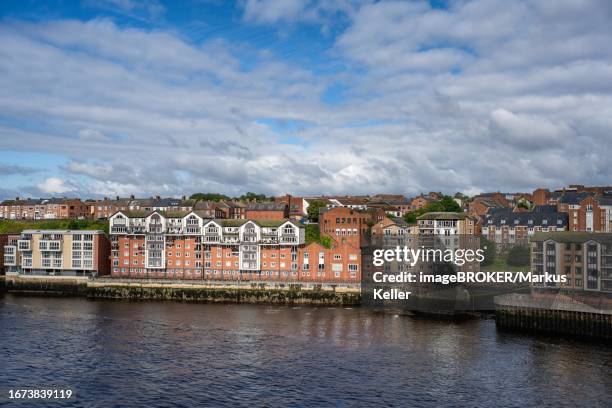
left=104, top=196, right=108, bottom=201
left=156, top=195, right=161, bottom=200
left=15, top=196, right=19, bottom=201
left=116, top=196, right=120, bottom=201
left=130, top=194, right=134, bottom=200
left=285, top=193, right=291, bottom=204
left=182, top=195, right=186, bottom=201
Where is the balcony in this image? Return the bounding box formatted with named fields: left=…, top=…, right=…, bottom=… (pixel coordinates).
left=260, top=237, right=278, bottom=244
left=280, top=235, right=298, bottom=244
left=4, top=254, right=16, bottom=266
left=203, top=236, right=220, bottom=243
left=39, top=240, right=62, bottom=251
left=17, top=240, right=30, bottom=251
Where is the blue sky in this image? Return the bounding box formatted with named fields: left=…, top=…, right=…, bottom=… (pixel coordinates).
left=1, top=0, right=611, bottom=199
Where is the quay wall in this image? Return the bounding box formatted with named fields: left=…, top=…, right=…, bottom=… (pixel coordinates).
left=495, top=293, right=612, bottom=340
left=1, top=276, right=360, bottom=306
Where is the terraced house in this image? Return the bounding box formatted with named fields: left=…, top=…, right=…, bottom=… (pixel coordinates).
left=0, top=197, right=89, bottom=219
left=109, top=211, right=361, bottom=284
left=482, top=206, right=569, bottom=250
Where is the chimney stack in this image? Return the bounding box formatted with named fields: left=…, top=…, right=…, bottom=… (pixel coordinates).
left=116, top=196, right=120, bottom=201
left=182, top=195, right=186, bottom=201
left=130, top=194, right=134, bottom=200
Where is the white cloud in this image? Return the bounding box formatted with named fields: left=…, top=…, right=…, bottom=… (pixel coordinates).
left=37, top=177, right=76, bottom=194
left=489, top=108, right=575, bottom=149
left=1, top=1, right=612, bottom=198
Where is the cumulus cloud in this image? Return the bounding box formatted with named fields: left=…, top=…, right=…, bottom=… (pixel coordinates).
left=489, top=108, right=575, bottom=149
left=0, top=1, right=611, bottom=198
left=37, top=177, right=76, bottom=194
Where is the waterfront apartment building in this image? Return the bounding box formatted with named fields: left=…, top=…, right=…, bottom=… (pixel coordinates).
left=109, top=211, right=361, bottom=284
left=482, top=206, right=569, bottom=250
left=531, top=232, right=612, bottom=293
left=3, top=230, right=110, bottom=276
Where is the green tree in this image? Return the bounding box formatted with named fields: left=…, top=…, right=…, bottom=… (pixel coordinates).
left=403, top=212, right=417, bottom=224
left=516, top=201, right=530, bottom=210
left=189, top=193, right=230, bottom=202
left=305, top=224, right=332, bottom=249
left=238, top=192, right=268, bottom=202
left=307, top=200, right=327, bottom=222
left=507, top=245, right=530, bottom=267
left=426, top=196, right=462, bottom=213
left=480, top=237, right=496, bottom=266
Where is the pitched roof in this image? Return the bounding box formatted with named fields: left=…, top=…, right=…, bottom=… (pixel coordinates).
left=114, top=210, right=149, bottom=218
left=484, top=209, right=567, bottom=228
left=531, top=231, right=612, bottom=243
left=558, top=191, right=594, bottom=205
left=246, top=202, right=286, bottom=211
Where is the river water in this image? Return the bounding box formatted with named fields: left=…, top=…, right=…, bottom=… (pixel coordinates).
left=0, top=294, right=610, bottom=407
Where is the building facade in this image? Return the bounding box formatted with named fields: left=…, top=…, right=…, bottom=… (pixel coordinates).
left=109, top=211, right=360, bottom=284
left=0, top=198, right=90, bottom=220
left=531, top=232, right=612, bottom=293
left=319, top=207, right=385, bottom=246
left=3, top=230, right=110, bottom=276
left=482, top=207, right=568, bottom=250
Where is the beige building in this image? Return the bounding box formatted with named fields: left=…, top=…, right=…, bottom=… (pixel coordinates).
left=4, top=230, right=110, bottom=277
left=531, top=232, right=612, bottom=293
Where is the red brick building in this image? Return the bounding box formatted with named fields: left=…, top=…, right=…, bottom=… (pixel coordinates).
left=245, top=202, right=288, bottom=220
left=108, top=211, right=360, bottom=284
left=0, top=198, right=90, bottom=220
left=319, top=206, right=385, bottom=246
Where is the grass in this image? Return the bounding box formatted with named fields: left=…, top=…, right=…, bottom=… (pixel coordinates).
left=480, top=257, right=528, bottom=272
left=305, top=224, right=332, bottom=248
left=0, top=219, right=109, bottom=235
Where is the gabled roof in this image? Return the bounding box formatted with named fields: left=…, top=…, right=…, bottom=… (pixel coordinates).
left=558, top=191, right=594, bottom=205
left=112, top=210, right=149, bottom=218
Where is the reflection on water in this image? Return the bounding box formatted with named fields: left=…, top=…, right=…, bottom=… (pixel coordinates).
left=1, top=294, right=610, bottom=407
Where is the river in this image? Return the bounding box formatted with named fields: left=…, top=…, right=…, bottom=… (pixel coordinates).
left=1, top=294, right=610, bottom=407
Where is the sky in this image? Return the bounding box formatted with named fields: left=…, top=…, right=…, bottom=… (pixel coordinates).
left=0, top=0, right=611, bottom=199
